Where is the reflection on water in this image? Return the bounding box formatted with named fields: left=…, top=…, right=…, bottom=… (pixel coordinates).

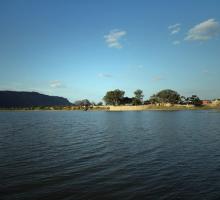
left=1, top=110, right=220, bottom=200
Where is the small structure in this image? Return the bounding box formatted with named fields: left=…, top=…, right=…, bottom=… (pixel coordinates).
left=202, top=100, right=212, bottom=105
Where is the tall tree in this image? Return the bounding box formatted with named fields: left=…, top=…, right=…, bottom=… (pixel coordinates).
left=103, top=89, right=125, bottom=105
left=134, top=89, right=144, bottom=100
left=150, top=89, right=181, bottom=104
left=133, top=89, right=144, bottom=105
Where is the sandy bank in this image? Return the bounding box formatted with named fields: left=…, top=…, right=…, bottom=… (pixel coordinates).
left=107, top=105, right=196, bottom=111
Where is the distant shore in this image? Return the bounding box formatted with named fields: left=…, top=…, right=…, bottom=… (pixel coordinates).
left=0, top=104, right=220, bottom=111
left=102, top=104, right=219, bottom=111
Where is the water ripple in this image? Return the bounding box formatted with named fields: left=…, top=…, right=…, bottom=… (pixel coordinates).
left=1, top=110, right=220, bottom=200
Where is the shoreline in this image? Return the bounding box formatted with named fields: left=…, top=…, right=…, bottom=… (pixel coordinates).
left=0, top=105, right=219, bottom=111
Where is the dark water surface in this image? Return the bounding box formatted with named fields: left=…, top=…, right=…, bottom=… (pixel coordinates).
left=1, top=110, right=220, bottom=200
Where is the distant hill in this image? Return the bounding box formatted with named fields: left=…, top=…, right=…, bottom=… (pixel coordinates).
left=0, top=91, right=72, bottom=108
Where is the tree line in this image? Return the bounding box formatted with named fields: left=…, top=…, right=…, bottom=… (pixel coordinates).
left=103, top=89, right=202, bottom=106
left=103, top=89, right=144, bottom=105
left=73, top=89, right=202, bottom=106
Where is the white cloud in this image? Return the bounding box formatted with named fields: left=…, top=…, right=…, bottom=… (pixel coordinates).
left=98, top=73, right=112, bottom=78
left=185, top=19, right=220, bottom=41
left=173, top=40, right=180, bottom=45
left=49, top=80, right=63, bottom=88
left=104, top=29, right=127, bottom=48
left=168, top=23, right=180, bottom=29
left=168, top=23, right=181, bottom=35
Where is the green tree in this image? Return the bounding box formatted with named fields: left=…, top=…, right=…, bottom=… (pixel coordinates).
left=134, top=89, right=144, bottom=100
left=74, top=99, right=91, bottom=106
left=132, top=98, right=142, bottom=105
left=121, top=97, right=133, bottom=105
left=133, top=89, right=144, bottom=105
left=97, top=102, right=103, bottom=106
left=103, top=89, right=125, bottom=105
left=150, top=89, right=181, bottom=104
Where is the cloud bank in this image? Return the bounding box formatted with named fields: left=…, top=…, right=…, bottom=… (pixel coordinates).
left=185, top=19, right=220, bottom=41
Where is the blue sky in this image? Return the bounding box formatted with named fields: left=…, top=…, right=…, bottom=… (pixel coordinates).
left=0, top=0, right=220, bottom=102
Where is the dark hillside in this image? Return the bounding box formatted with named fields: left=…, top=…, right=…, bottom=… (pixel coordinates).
left=0, top=91, right=72, bottom=108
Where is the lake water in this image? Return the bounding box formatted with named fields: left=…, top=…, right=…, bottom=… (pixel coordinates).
left=1, top=110, right=220, bottom=200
